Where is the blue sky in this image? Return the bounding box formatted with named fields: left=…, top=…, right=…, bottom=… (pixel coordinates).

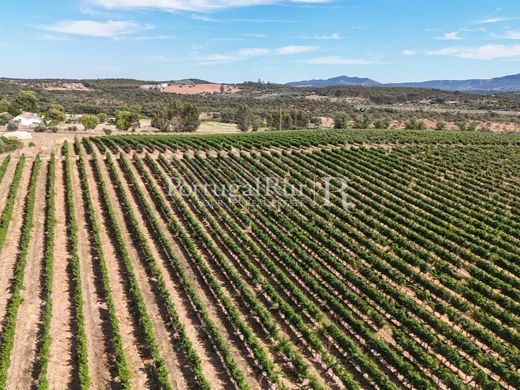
left=1, top=0, right=519, bottom=83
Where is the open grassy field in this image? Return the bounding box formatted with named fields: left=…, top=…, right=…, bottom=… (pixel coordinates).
left=0, top=129, right=518, bottom=389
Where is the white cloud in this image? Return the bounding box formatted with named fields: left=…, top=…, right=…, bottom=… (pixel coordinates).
left=428, top=44, right=520, bottom=60
left=437, top=31, right=462, bottom=41
left=201, top=44, right=317, bottom=63
left=91, top=0, right=329, bottom=12
left=475, top=17, right=516, bottom=24
left=135, top=34, right=177, bottom=40
left=401, top=49, right=416, bottom=56
left=313, top=33, right=342, bottom=40
left=241, top=33, right=268, bottom=38
left=38, top=20, right=146, bottom=37
left=238, top=48, right=271, bottom=57
left=39, top=34, right=72, bottom=41
left=275, top=45, right=317, bottom=54
left=499, top=31, right=520, bottom=40
left=306, top=56, right=377, bottom=65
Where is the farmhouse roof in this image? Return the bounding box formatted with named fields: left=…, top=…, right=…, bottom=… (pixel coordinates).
left=2, top=131, right=32, bottom=140
left=14, top=112, right=42, bottom=120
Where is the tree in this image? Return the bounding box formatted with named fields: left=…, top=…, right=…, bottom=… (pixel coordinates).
left=180, top=103, right=201, bottom=132
left=236, top=104, right=252, bottom=132
left=151, top=100, right=200, bottom=133
left=0, top=114, right=13, bottom=126
left=457, top=119, right=477, bottom=131
left=373, top=116, right=391, bottom=129
left=115, top=106, right=141, bottom=131
left=115, top=110, right=133, bottom=131
left=251, top=115, right=261, bottom=132
left=81, top=114, right=100, bottom=130
left=266, top=109, right=310, bottom=130
left=45, top=104, right=66, bottom=125
left=333, top=111, right=349, bottom=129
left=8, top=103, right=22, bottom=117
left=0, top=100, right=9, bottom=113
left=15, top=91, right=39, bottom=112
left=435, top=121, right=447, bottom=131
left=354, top=113, right=371, bottom=129
left=220, top=83, right=225, bottom=94
left=97, top=112, right=109, bottom=123
left=151, top=99, right=183, bottom=132
left=405, top=116, right=427, bottom=130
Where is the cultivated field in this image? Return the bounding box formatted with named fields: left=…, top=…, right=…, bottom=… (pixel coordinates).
left=0, top=129, right=518, bottom=389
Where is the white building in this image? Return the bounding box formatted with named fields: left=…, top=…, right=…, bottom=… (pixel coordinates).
left=13, top=112, right=43, bottom=128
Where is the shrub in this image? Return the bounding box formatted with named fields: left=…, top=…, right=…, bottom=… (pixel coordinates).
left=7, top=121, right=19, bottom=132
left=97, top=112, right=109, bottom=123
left=435, top=121, right=447, bottom=131
left=0, top=137, right=22, bottom=153
left=35, top=123, right=47, bottom=133
left=457, top=120, right=477, bottom=131
left=103, top=128, right=113, bottom=135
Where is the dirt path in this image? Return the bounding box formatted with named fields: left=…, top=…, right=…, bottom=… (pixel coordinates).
left=0, top=159, right=31, bottom=329
left=83, top=157, right=150, bottom=389
left=6, top=162, right=47, bottom=388
left=46, top=158, right=73, bottom=389
left=70, top=158, right=111, bottom=389
left=113, top=155, right=227, bottom=389
left=94, top=152, right=185, bottom=389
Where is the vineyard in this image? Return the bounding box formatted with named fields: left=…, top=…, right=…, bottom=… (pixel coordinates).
left=0, top=129, right=518, bottom=389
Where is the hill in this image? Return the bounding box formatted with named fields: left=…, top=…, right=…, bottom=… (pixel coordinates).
left=286, top=75, right=381, bottom=87
left=390, top=73, right=520, bottom=91
left=287, top=73, right=520, bottom=91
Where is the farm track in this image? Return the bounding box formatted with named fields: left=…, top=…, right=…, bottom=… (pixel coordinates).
left=0, top=129, right=519, bottom=390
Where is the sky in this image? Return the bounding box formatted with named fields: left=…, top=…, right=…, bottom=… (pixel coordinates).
left=1, top=0, right=519, bottom=83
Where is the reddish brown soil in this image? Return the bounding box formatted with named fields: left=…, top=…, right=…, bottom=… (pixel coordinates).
left=163, top=83, right=240, bottom=95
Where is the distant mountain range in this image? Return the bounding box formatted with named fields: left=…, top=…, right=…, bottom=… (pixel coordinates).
left=287, top=75, right=382, bottom=88
left=286, top=73, right=520, bottom=92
